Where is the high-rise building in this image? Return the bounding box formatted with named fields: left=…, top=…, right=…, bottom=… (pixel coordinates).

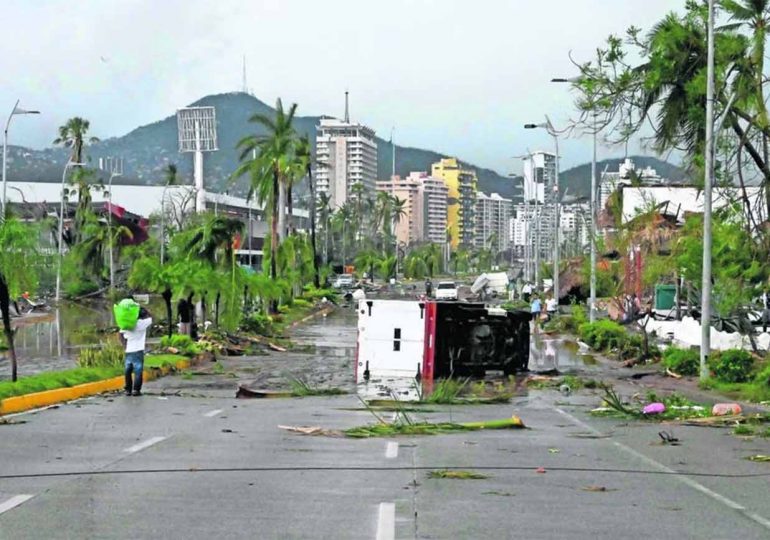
left=431, top=158, right=477, bottom=249
left=376, top=174, right=424, bottom=245
left=599, top=158, right=663, bottom=212
left=522, top=151, right=556, bottom=204
left=315, top=113, right=377, bottom=209
left=420, top=173, right=449, bottom=245
left=376, top=172, right=448, bottom=246
left=474, top=192, right=511, bottom=254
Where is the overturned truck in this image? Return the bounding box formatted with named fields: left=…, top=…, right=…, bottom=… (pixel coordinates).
left=355, top=300, right=531, bottom=383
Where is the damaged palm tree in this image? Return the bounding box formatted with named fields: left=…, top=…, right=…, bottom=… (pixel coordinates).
left=0, top=218, right=41, bottom=381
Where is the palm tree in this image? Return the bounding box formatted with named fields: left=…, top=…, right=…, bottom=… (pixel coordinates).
left=391, top=195, right=407, bottom=249
left=183, top=214, right=244, bottom=266
left=234, top=98, right=299, bottom=311
left=295, top=136, right=320, bottom=287
left=160, top=164, right=179, bottom=265
left=317, top=192, right=333, bottom=265
left=355, top=248, right=380, bottom=283
left=53, top=117, right=99, bottom=165
left=333, top=203, right=353, bottom=266
left=421, top=243, right=443, bottom=278
left=0, top=218, right=40, bottom=381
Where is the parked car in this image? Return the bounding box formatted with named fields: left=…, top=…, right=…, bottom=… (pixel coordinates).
left=435, top=281, right=459, bottom=301
left=333, top=273, right=355, bottom=289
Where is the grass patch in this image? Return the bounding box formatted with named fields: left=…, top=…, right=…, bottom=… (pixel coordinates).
left=428, top=470, right=489, bottom=480
left=698, top=378, right=770, bottom=404
left=0, top=367, right=122, bottom=400
left=734, top=424, right=756, bottom=436
left=0, top=354, right=189, bottom=401
left=527, top=375, right=599, bottom=390
left=286, top=374, right=346, bottom=397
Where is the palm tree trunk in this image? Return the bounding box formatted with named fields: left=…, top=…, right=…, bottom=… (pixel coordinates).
left=162, top=287, right=173, bottom=338
left=287, top=184, right=294, bottom=236
left=0, top=273, right=18, bottom=381
left=215, top=292, right=221, bottom=327
left=308, top=168, right=320, bottom=288
left=278, top=181, right=287, bottom=242
left=270, top=170, right=280, bottom=314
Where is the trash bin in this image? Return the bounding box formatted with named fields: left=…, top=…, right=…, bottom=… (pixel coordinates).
left=655, top=284, right=676, bottom=310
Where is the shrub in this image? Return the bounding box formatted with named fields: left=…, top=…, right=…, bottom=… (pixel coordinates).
left=78, top=339, right=124, bottom=368
left=578, top=320, right=627, bottom=351
left=241, top=312, right=273, bottom=334
left=709, top=349, right=755, bottom=383
left=159, top=334, right=201, bottom=357
left=663, top=347, right=700, bottom=376
left=754, top=363, right=770, bottom=387
left=572, top=304, right=588, bottom=327
left=292, top=298, right=311, bottom=309
left=301, top=285, right=338, bottom=301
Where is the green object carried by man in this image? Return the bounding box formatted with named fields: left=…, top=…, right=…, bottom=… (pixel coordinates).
left=114, top=298, right=141, bottom=331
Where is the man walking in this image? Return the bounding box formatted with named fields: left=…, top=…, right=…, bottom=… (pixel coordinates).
left=120, top=307, right=152, bottom=396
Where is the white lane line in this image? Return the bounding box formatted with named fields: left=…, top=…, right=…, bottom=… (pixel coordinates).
left=124, top=436, right=167, bottom=454
left=554, top=407, right=770, bottom=531
left=385, top=441, right=398, bottom=459
left=204, top=409, right=224, bottom=418
left=375, top=502, right=395, bottom=540
left=0, top=495, right=34, bottom=515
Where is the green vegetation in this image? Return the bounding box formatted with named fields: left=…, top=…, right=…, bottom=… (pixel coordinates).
left=708, top=349, right=755, bottom=383
left=662, top=347, right=700, bottom=376
left=285, top=374, right=346, bottom=397
left=77, top=339, right=124, bottom=368
left=160, top=334, right=201, bottom=357
left=0, top=367, right=122, bottom=400
left=578, top=320, right=628, bottom=352
left=592, top=385, right=711, bottom=421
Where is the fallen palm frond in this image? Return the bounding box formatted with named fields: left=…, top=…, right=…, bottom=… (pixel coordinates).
left=746, top=454, right=770, bottom=462
left=343, top=417, right=526, bottom=439
left=428, top=470, right=489, bottom=480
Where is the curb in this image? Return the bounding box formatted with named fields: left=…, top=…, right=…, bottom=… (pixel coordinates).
left=289, top=305, right=335, bottom=329
left=0, top=357, right=193, bottom=416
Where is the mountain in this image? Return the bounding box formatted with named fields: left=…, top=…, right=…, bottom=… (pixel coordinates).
left=5, top=92, right=516, bottom=198
left=4, top=92, right=684, bottom=204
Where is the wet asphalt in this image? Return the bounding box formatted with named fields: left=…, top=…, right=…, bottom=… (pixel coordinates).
left=2, top=307, right=770, bottom=539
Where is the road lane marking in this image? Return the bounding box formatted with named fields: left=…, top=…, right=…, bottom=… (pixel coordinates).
left=375, top=502, right=395, bottom=540
left=554, top=407, right=770, bottom=531
left=204, top=409, right=224, bottom=418
left=124, top=436, right=167, bottom=454
left=0, top=495, right=34, bottom=515
left=385, top=441, right=398, bottom=459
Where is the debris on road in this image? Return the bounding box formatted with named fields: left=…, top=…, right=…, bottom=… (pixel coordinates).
left=428, top=470, right=489, bottom=480
left=643, top=402, right=666, bottom=415
left=658, top=431, right=680, bottom=445
left=746, top=454, right=770, bottom=462
left=712, top=403, right=742, bottom=416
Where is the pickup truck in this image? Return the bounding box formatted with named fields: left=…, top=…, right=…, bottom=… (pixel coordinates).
left=434, top=281, right=458, bottom=300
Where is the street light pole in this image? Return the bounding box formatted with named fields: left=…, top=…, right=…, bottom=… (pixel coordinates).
left=56, top=160, right=86, bottom=302
left=701, top=0, right=716, bottom=381
left=525, top=118, right=562, bottom=303
left=2, top=100, right=40, bottom=219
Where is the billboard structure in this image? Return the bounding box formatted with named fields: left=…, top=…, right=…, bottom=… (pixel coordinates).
left=177, top=107, right=218, bottom=212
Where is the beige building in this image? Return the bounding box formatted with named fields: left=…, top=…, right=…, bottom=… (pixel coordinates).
left=376, top=172, right=449, bottom=246
left=376, top=175, right=424, bottom=245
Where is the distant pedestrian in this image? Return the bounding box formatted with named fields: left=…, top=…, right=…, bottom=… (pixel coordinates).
left=531, top=295, right=542, bottom=333
left=546, top=295, right=558, bottom=321
left=177, top=298, right=192, bottom=336
left=425, top=278, right=433, bottom=298
left=762, top=292, right=770, bottom=334
left=119, top=307, right=152, bottom=397
left=522, top=282, right=533, bottom=303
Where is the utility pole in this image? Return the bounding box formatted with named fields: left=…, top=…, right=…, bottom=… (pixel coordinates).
left=700, top=0, right=715, bottom=381
left=589, top=112, right=597, bottom=322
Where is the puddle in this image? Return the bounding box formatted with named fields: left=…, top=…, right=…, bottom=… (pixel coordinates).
left=529, top=333, right=596, bottom=371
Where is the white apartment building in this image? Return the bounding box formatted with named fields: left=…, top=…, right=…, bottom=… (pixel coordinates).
left=420, top=173, right=449, bottom=244
left=315, top=117, right=378, bottom=209
left=474, top=192, right=512, bottom=253
left=599, top=158, right=663, bottom=211
left=522, top=151, right=556, bottom=204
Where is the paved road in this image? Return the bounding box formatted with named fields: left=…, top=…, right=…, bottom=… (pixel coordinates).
left=2, top=312, right=770, bottom=539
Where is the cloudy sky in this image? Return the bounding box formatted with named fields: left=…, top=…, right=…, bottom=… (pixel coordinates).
left=2, top=0, right=683, bottom=173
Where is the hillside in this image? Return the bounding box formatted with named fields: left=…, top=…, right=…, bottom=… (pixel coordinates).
left=5, top=92, right=515, bottom=199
